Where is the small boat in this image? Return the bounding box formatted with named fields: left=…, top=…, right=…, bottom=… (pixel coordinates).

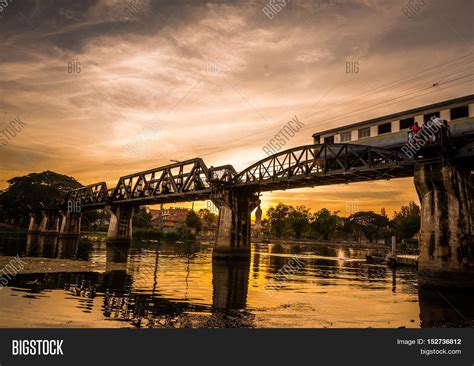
left=365, top=254, right=385, bottom=264
left=387, top=254, right=418, bottom=268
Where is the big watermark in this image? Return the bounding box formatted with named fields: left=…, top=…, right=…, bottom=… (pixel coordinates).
left=0, top=255, right=27, bottom=290
left=0, top=116, right=27, bottom=151
left=262, top=0, right=288, bottom=20
left=265, top=255, right=305, bottom=297
left=262, top=116, right=305, bottom=156
left=401, top=119, right=442, bottom=158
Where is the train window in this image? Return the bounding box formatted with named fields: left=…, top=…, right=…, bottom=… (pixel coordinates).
left=358, top=127, right=370, bottom=139
left=325, top=136, right=334, bottom=144
left=314, top=135, right=321, bottom=144
left=378, top=122, right=391, bottom=134
left=423, top=111, right=440, bottom=123
left=450, top=105, right=469, bottom=120
left=400, top=117, right=414, bottom=130
left=340, top=132, right=351, bottom=142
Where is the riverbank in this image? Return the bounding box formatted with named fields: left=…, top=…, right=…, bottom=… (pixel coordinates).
left=256, top=238, right=388, bottom=250
left=0, top=256, right=126, bottom=274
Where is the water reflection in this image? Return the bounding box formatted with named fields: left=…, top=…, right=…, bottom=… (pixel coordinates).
left=418, top=287, right=474, bottom=327
left=0, top=233, right=473, bottom=328
left=212, top=258, right=249, bottom=311
left=58, top=237, right=82, bottom=259
left=106, top=243, right=130, bottom=265
left=6, top=234, right=94, bottom=261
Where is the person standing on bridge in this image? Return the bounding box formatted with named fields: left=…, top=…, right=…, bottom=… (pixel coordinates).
left=443, top=119, right=451, bottom=135
left=410, top=121, right=421, bottom=142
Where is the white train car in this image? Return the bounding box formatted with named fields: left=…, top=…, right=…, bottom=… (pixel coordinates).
left=312, top=95, right=474, bottom=149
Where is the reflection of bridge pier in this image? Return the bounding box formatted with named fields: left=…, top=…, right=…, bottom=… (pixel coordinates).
left=26, top=234, right=42, bottom=256
left=418, top=286, right=474, bottom=327
left=415, top=162, right=474, bottom=287
left=41, top=235, right=59, bottom=257
left=106, top=242, right=131, bottom=267
left=58, top=236, right=80, bottom=259
left=212, top=257, right=250, bottom=310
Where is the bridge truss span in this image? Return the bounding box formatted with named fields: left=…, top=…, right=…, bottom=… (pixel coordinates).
left=109, top=158, right=214, bottom=205
left=64, top=144, right=417, bottom=209
left=233, top=143, right=415, bottom=191
left=66, top=182, right=109, bottom=209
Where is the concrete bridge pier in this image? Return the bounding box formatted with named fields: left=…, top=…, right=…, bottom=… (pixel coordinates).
left=415, top=161, right=474, bottom=287
left=28, top=212, right=43, bottom=234
left=59, top=211, right=82, bottom=237
left=40, top=210, right=61, bottom=235
left=212, top=190, right=259, bottom=258
left=106, top=205, right=139, bottom=243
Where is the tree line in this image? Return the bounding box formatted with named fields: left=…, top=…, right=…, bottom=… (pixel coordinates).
left=263, top=202, right=420, bottom=243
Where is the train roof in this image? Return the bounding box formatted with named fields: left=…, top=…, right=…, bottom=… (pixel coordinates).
left=312, top=94, right=474, bottom=137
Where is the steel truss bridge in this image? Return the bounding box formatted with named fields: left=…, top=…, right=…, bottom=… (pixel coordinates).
left=62, top=143, right=421, bottom=210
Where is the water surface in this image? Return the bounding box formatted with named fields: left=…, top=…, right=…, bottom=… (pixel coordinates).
left=0, top=233, right=472, bottom=328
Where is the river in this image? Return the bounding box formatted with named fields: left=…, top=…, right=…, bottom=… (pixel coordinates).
left=0, top=233, right=472, bottom=328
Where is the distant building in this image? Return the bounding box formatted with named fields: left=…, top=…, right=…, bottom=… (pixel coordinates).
left=150, top=207, right=189, bottom=232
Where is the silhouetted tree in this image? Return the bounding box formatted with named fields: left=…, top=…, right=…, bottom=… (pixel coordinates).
left=310, top=208, right=340, bottom=240
left=390, top=201, right=420, bottom=241
left=0, top=171, right=82, bottom=226
left=347, top=211, right=389, bottom=243
left=267, top=203, right=290, bottom=238
left=186, top=210, right=202, bottom=233
left=287, top=205, right=310, bottom=239
left=198, top=208, right=217, bottom=232
left=133, top=207, right=153, bottom=228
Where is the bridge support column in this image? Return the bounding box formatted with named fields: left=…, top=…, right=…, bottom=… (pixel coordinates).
left=28, top=212, right=43, bottom=234
left=59, top=211, right=81, bottom=237
left=212, top=190, right=259, bottom=258
left=106, top=205, right=138, bottom=243
left=414, top=162, right=474, bottom=287
left=40, top=210, right=61, bottom=235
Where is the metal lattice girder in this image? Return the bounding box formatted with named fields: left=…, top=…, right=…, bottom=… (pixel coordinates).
left=232, top=143, right=414, bottom=190
left=63, top=144, right=418, bottom=209
left=109, top=158, right=213, bottom=204
left=67, top=182, right=109, bottom=207
left=208, top=165, right=237, bottom=184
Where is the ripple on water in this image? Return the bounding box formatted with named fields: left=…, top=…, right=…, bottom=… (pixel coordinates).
left=0, top=234, right=473, bottom=328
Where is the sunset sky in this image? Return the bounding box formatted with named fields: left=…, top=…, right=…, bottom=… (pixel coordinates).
left=0, top=0, right=472, bottom=216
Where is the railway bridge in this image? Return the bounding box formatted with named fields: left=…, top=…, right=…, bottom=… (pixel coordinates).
left=28, top=132, right=474, bottom=286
